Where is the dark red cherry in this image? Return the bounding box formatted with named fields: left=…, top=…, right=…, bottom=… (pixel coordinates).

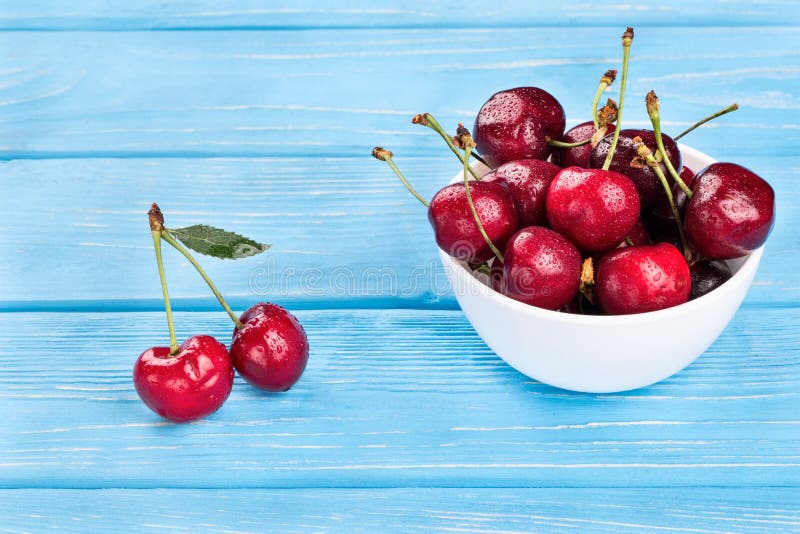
left=646, top=166, right=696, bottom=242
left=589, top=129, right=682, bottom=208
left=596, top=243, right=691, bottom=315
left=489, top=260, right=507, bottom=294
left=679, top=166, right=696, bottom=187
left=684, top=162, right=775, bottom=259
left=546, top=166, right=640, bottom=252
left=230, top=303, right=309, bottom=392
left=428, top=181, right=519, bottom=263
left=482, top=159, right=560, bottom=227
left=616, top=218, right=650, bottom=248
left=133, top=335, right=234, bottom=423
left=502, top=226, right=582, bottom=310
left=473, top=87, right=566, bottom=167
left=690, top=260, right=732, bottom=300
left=562, top=294, right=603, bottom=315
left=552, top=121, right=614, bottom=168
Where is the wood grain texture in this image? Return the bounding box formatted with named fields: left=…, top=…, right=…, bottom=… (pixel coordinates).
left=2, top=1, right=799, bottom=523
left=1, top=1, right=798, bottom=30
left=0, top=156, right=796, bottom=307
left=0, top=28, right=798, bottom=159
left=1, top=488, right=799, bottom=533
left=1, top=309, right=798, bottom=489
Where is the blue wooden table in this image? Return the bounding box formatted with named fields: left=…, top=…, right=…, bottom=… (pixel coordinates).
left=2, top=2, right=799, bottom=531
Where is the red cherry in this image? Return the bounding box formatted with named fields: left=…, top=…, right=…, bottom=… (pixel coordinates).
left=684, top=162, right=775, bottom=260
left=230, top=303, right=309, bottom=392
left=679, top=166, right=696, bottom=185
left=502, top=226, right=582, bottom=310
left=473, top=87, right=566, bottom=167
left=482, top=159, right=560, bottom=227
left=546, top=166, right=640, bottom=252
left=428, top=181, right=519, bottom=263
left=133, top=335, right=234, bottom=423
left=589, top=129, right=682, bottom=208
left=552, top=121, right=614, bottom=168
left=596, top=243, right=691, bottom=314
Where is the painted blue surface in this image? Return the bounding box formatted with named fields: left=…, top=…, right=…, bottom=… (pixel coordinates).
left=1, top=1, right=799, bottom=531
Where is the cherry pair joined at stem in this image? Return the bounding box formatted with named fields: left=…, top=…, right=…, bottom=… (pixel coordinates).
left=134, top=205, right=308, bottom=423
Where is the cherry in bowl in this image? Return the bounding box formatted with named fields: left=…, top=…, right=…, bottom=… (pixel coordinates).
left=439, top=147, right=766, bottom=393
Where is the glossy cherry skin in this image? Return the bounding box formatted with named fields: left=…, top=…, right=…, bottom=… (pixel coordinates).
left=552, top=121, right=613, bottom=168
left=546, top=166, right=640, bottom=253
left=596, top=243, right=691, bottom=315
left=684, top=162, right=775, bottom=260
left=230, top=303, right=309, bottom=392
left=428, top=181, right=519, bottom=263
left=482, top=159, right=561, bottom=227
left=690, top=260, right=732, bottom=300
left=502, top=226, right=582, bottom=310
left=133, top=335, right=234, bottom=423
left=473, top=87, right=566, bottom=167
left=647, top=166, right=696, bottom=243
left=589, top=129, right=682, bottom=208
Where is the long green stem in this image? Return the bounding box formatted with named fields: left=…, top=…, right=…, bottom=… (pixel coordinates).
left=646, top=91, right=692, bottom=198
left=602, top=29, right=633, bottom=171
left=547, top=137, right=592, bottom=149
left=373, top=147, right=429, bottom=207
left=152, top=231, right=179, bottom=355
left=161, top=230, right=245, bottom=330
left=592, top=86, right=606, bottom=130
left=651, top=164, right=691, bottom=261
left=633, top=140, right=691, bottom=261
left=463, top=145, right=504, bottom=262
left=386, top=155, right=429, bottom=207
left=592, top=70, right=616, bottom=129
left=674, top=103, right=739, bottom=141
left=414, top=113, right=483, bottom=179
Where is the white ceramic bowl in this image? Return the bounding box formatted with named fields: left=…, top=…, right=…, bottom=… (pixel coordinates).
left=441, top=145, right=764, bottom=393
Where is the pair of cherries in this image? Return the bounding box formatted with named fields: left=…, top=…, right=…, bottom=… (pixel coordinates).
left=133, top=204, right=308, bottom=423
left=134, top=303, right=308, bottom=423
left=389, top=27, right=775, bottom=316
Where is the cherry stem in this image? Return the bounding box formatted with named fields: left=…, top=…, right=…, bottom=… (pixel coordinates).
left=470, top=151, right=488, bottom=166
left=413, top=113, right=483, bottom=179
left=372, top=147, right=429, bottom=207
left=633, top=140, right=691, bottom=261
left=674, top=103, right=739, bottom=141
left=646, top=91, right=693, bottom=198
left=592, top=69, right=617, bottom=129
left=653, top=165, right=691, bottom=261
left=146, top=204, right=181, bottom=356
left=547, top=136, right=592, bottom=149
left=602, top=28, right=633, bottom=172
left=150, top=233, right=179, bottom=355
left=463, top=144, right=504, bottom=262
left=161, top=230, right=245, bottom=330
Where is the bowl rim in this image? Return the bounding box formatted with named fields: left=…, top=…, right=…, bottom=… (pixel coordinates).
left=441, top=143, right=765, bottom=324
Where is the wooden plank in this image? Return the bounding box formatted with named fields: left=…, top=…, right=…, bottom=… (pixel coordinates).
left=0, top=27, right=798, bottom=159
left=0, top=1, right=798, bottom=30
left=0, top=156, right=796, bottom=307
left=1, top=308, right=798, bottom=489
left=1, top=488, right=799, bottom=532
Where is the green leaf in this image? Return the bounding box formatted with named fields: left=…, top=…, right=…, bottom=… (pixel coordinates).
left=168, top=225, right=270, bottom=260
